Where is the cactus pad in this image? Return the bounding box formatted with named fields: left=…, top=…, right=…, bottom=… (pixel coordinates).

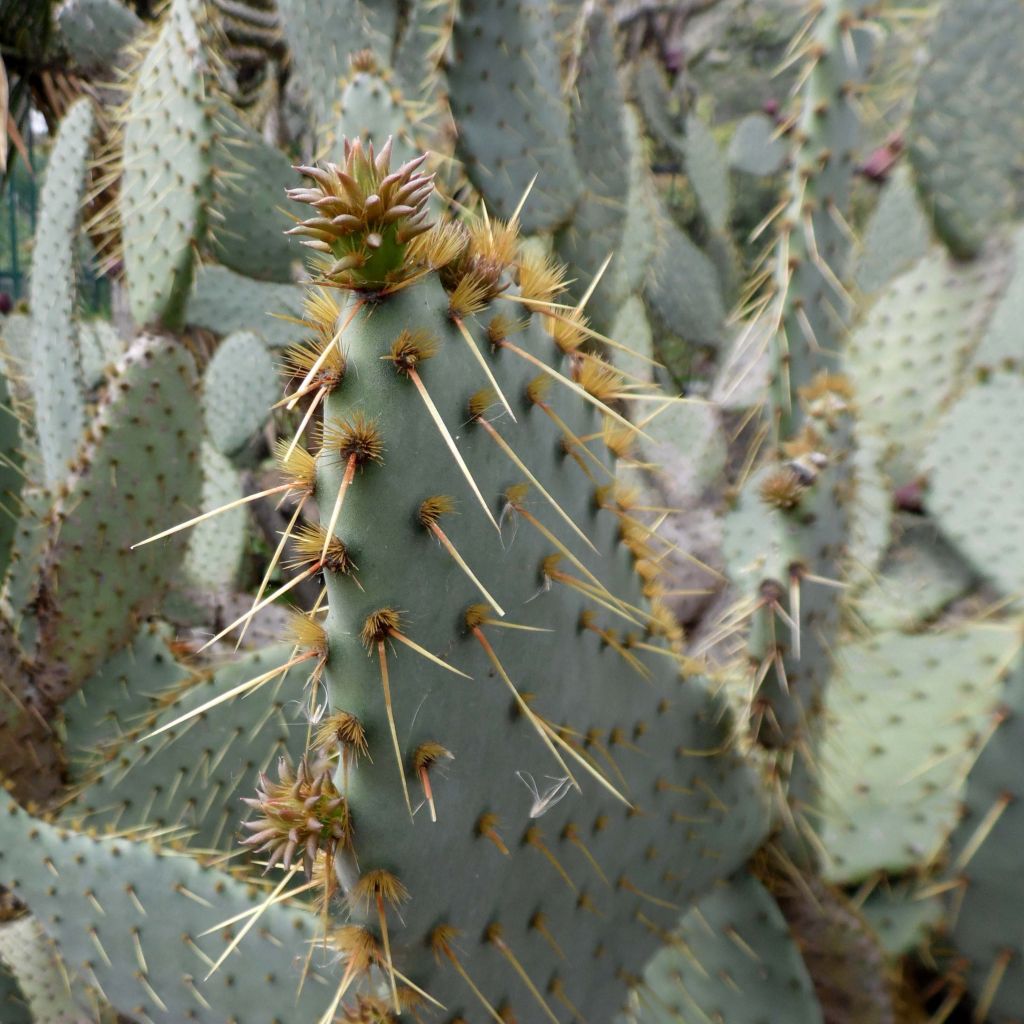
left=447, top=0, right=581, bottom=232
left=847, top=243, right=1010, bottom=486
left=27, top=96, right=93, bottom=490
left=120, top=0, right=215, bottom=328
left=187, top=264, right=303, bottom=346
left=0, top=915, right=86, bottom=1023
left=820, top=625, right=1019, bottom=883
left=34, top=336, right=202, bottom=700
left=924, top=373, right=1024, bottom=600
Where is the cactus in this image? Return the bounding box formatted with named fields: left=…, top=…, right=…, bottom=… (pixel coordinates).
left=4, top=0, right=1024, bottom=1019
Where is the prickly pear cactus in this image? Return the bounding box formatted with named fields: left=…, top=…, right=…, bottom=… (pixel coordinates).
left=240, top=136, right=768, bottom=1018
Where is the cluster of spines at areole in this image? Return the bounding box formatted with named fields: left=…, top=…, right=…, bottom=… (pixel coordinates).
left=135, top=135, right=692, bottom=1019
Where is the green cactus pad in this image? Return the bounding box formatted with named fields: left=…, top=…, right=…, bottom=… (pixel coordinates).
left=208, top=105, right=296, bottom=283
left=186, top=263, right=303, bottom=346
left=1, top=486, right=49, bottom=648
left=34, top=336, right=202, bottom=701
left=633, top=872, right=823, bottom=1023
left=0, top=915, right=88, bottom=1023
left=203, top=330, right=278, bottom=456
left=61, top=644, right=301, bottom=852
left=855, top=517, right=974, bottom=633
left=0, top=799, right=335, bottom=1023
left=972, top=226, right=1024, bottom=376
left=63, top=623, right=188, bottom=762
left=946, top=645, right=1024, bottom=1021
left=27, top=96, right=93, bottom=491
left=727, top=112, right=786, bottom=177
left=610, top=295, right=656, bottom=382
left=908, top=0, right=1024, bottom=258
left=120, top=0, right=215, bottom=329
left=847, top=243, right=1010, bottom=487
left=55, top=0, right=142, bottom=67
left=554, top=7, right=629, bottom=334
left=309, top=273, right=766, bottom=1016
left=184, top=444, right=247, bottom=591
left=924, top=373, right=1024, bottom=600
left=447, top=0, right=581, bottom=233
left=854, top=167, right=932, bottom=297
left=685, top=111, right=730, bottom=233
left=820, top=625, right=1020, bottom=883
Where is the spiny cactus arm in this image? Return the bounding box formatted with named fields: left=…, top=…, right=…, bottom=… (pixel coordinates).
left=275, top=0, right=393, bottom=131
left=847, top=242, right=1012, bottom=488
left=446, top=0, right=581, bottom=233
left=262, top=140, right=769, bottom=1019
left=0, top=797, right=337, bottom=1023
left=766, top=0, right=875, bottom=436
left=119, top=0, right=216, bottom=330
left=27, top=95, right=94, bottom=491
left=33, top=334, right=203, bottom=703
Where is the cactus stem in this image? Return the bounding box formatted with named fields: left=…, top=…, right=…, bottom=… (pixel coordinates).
left=486, top=922, right=561, bottom=1024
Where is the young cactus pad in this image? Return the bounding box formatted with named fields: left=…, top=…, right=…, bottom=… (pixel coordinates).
left=169, top=137, right=768, bottom=1018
